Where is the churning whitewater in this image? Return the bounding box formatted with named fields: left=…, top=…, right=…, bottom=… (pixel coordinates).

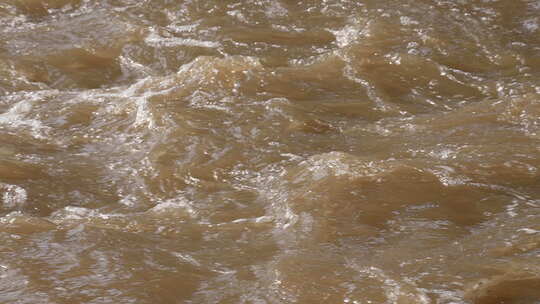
left=0, top=0, right=539, bottom=303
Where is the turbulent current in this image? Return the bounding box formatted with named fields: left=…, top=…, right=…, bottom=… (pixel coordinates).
left=0, top=0, right=539, bottom=303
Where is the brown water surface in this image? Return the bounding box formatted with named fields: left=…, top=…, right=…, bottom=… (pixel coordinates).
left=0, top=0, right=539, bottom=303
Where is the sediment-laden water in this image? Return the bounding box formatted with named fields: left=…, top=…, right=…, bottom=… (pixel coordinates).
left=0, top=1, right=539, bottom=303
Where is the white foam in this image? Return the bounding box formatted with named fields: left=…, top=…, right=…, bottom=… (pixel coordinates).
left=0, top=184, right=27, bottom=210
left=331, top=24, right=363, bottom=48
left=49, top=206, right=124, bottom=222
left=0, top=99, right=49, bottom=139
left=150, top=196, right=198, bottom=217
left=145, top=31, right=220, bottom=48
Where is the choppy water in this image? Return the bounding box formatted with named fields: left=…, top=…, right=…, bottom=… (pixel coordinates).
left=0, top=0, right=539, bottom=303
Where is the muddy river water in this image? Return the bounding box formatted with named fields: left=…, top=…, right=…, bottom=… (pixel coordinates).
left=0, top=0, right=539, bottom=303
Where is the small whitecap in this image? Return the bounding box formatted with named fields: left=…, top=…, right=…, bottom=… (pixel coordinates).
left=119, top=195, right=137, bottom=207
left=517, top=228, right=539, bottom=235
left=523, top=18, right=539, bottom=32
left=172, top=252, right=201, bottom=267
left=400, top=16, right=418, bottom=26
left=57, top=206, right=97, bottom=220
